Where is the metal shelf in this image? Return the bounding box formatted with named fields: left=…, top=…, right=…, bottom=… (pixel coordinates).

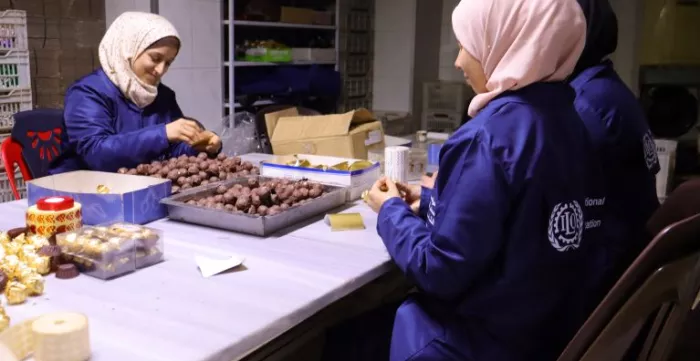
left=225, top=100, right=276, bottom=108
left=224, top=20, right=336, bottom=30
left=227, top=61, right=336, bottom=67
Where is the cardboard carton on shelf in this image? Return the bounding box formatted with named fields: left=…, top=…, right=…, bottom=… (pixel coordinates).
left=27, top=171, right=171, bottom=225
left=266, top=108, right=386, bottom=160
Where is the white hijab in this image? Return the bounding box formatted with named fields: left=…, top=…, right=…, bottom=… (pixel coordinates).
left=99, top=12, right=180, bottom=108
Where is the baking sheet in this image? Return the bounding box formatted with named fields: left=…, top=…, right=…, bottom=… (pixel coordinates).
left=160, top=177, right=348, bottom=236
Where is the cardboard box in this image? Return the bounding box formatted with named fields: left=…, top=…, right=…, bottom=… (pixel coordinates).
left=27, top=171, right=172, bottom=225
left=280, top=7, right=317, bottom=24
left=261, top=154, right=380, bottom=201
left=268, top=108, right=385, bottom=159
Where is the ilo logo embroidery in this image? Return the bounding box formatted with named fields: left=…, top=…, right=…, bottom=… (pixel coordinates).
left=548, top=201, right=584, bottom=252
left=642, top=132, right=658, bottom=171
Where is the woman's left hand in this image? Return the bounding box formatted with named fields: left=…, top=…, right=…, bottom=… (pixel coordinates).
left=193, top=131, right=222, bottom=154
left=366, top=177, right=401, bottom=213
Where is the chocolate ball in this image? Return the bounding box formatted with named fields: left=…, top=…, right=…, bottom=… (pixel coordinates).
left=201, top=180, right=209, bottom=186
left=209, top=176, right=219, bottom=183
left=216, top=185, right=228, bottom=195
left=280, top=203, right=290, bottom=210
left=186, top=200, right=196, bottom=205
left=207, top=164, right=219, bottom=174
left=251, top=195, right=261, bottom=207
left=219, top=171, right=227, bottom=180
left=136, top=164, right=149, bottom=174
left=190, top=175, right=202, bottom=185
left=214, top=194, right=224, bottom=203
left=248, top=178, right=259, bottom=188
left=127, top=169, right=138, bottom=175
left=214, top=203, right=225, bottom=210
left=198, top=152, right=208, bottom=160
left=187, top=165, right=199, bottom=176
left=198, top=162, right=208, bottom=171
left=181, top=184, right=192, bottom=190
left=251, top=168, right=260, bottom=175
left=177, top=160, right=188, bottom=169
left=235, top=195, right=251, bottom=209
left=238, top=170, right=250, bottom=176
left=257, top=205, right=268, bottom=216
left=247, top=206, right=257, bottom=215
left=299, top=188, right=309, bottom=199
left=189, top=156, right=198, bottom=162
left=117, top=167, right=128, bottom=174
left=159, top=167, right=170, bottom=177
left=223, top=193, right=236, bottom=204
left=167, top=170, right=179, bottom=180
left=309, top=188, right=322, bottom=198
left=224, top=204, right=235, bottom=212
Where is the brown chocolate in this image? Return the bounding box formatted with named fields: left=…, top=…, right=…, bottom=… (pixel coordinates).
left=7, top=227, right=27, bottom=240
left=0, top=270, right=8, bottom=293
left=56, top=264, right=79, bottom=279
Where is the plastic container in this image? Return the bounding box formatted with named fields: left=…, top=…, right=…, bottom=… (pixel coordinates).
left=105, top=223, right=164, bottom=269
left=0, top=164, right=25, bottom=203
left=340, top=96, right=372, bottom=113
left=345, top=77, right=370, bottom=98
left=0, top=50, right=29, bottom=91
left=421, top=111, right=462, bottom=132
left=423, top=81, right=470, bottom=115
left=0, top=10, right=28, bottom=54
left=338, top=32, right=371, bottom=54
left=0, top=87, right=32, bottom=130
left=56, top=222, right=164, bottom=279
left=341, top=55, right=371, bottom=76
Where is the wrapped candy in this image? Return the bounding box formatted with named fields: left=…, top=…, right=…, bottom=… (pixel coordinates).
left=2, top=242, right=20, bottom=256
left=5, top=281, right=28, bottom=305
left=0, top=255, right=20, bottom=278
left=20, top=272, right=44, bottom=296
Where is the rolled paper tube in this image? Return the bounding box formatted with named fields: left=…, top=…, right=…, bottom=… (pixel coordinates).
left=384, top=146, right=410, bottom=184
left=26, top=197, right=83, bottom=239
left=0, top=312, right=91, bottom=361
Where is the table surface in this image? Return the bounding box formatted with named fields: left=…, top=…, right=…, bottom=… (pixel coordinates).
left=0, top=199, right=392, bottom=361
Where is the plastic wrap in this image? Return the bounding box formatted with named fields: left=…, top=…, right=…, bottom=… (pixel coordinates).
left=219, top=112, right=262, bottom=156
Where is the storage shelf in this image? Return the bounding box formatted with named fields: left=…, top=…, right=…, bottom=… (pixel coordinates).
left=227, top=60, right=336, bottom=67
left=225, top=100, right=276, bottom=108
left=224, top=20, right=336, bottom=30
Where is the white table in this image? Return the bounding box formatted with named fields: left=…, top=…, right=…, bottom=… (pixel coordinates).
left=0, top=200, right=394, bottom=361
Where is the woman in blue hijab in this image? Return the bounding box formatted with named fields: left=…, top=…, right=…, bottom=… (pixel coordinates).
left=570, top=0, right=660, bottom=285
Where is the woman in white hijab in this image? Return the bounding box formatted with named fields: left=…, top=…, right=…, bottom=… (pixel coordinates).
left=51, top=11, right=221, bottom=174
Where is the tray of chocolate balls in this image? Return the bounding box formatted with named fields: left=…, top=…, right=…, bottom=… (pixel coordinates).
left=117, top=153, right=260, bottom=194
left=160, top=176, right=348, bottom=236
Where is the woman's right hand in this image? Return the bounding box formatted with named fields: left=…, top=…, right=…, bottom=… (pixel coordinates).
left=396, top=183, right=422, bottom=214
left=166, top=118, right=201, bottom=144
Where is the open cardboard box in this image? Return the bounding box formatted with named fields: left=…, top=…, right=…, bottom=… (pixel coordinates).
left=265, top=108, right=386, bottom=159
left=261, top=154, right=380, bottom=201
left=27, top=171, right=172, bottom=225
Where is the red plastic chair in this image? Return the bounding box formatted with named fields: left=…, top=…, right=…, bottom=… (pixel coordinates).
left=1, top=109, right=65, bottom=200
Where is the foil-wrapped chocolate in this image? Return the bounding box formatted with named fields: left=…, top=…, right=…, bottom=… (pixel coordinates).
left=5, top=281, right=28, bottom=305
left=96, top=184, right=111, bottom=194
left=0, top=255, right=20, bottom=278
left=21, top=273, right=44, bottom=296
left=0, top=310, right=8, bottom=332
left=25, top=255, right=51, bottom=275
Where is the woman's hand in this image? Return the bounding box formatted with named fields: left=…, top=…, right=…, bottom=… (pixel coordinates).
left=366, top=177, right=401, bottom=213
left=421, top=171, right=438, bottom=189
left=193, top=130, right=222, bottom=154
left=166, top=118, right=201, bottom=144
left=396, top=183, right=422, bottom=214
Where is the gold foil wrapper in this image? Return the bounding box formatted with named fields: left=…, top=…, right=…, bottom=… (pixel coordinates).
left=15, top=263, right=34, bottom=281
left=349, top=160, right=374, bottom=171
left=0, top=312, right=8, bottom=332
left=330, top=161, right=350, bottom=171
left=286, top=157, right=374, bottom=172
left=21, top=273, right=44, bottom=296
left=0, top=255, right=20, bottom=277
left=12, top=232, right=26, bottom=245
left=19, top=245, right=37, bottom=260
left=26, top=255, right=51, bottom=275
left=5, top=281, right=28, bottom=305
left=27, top=234, right=50, bottom=249
left=0, top=232, right=9, bottom=244
left=3, top=241, right=20, bottom=256
left=96, top=184, right=111, bottom=194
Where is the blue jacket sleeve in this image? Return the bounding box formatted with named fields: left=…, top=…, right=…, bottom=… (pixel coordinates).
left=64, top=85, right=171, bottom=172
left=418, top=186, right=432, bottom=219
left=377, top=131, right=510, bottom=300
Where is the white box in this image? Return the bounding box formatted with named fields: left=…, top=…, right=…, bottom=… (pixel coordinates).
left=261, top=154, right=380, bottom=201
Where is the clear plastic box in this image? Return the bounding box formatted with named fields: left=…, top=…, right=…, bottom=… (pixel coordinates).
left=56, top=223, right=163, bottom=279
left=105, top=223, right=164, bottom=269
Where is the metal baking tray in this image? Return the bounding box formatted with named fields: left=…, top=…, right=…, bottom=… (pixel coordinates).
left=160, top=177, right=348, bottom=236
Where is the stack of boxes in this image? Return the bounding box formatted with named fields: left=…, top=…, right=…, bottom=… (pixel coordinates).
left=338, top=0, right=374, bottom=112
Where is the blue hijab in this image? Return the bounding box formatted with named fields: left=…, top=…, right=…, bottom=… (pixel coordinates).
left=573, top=0, right=618, bottom=77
